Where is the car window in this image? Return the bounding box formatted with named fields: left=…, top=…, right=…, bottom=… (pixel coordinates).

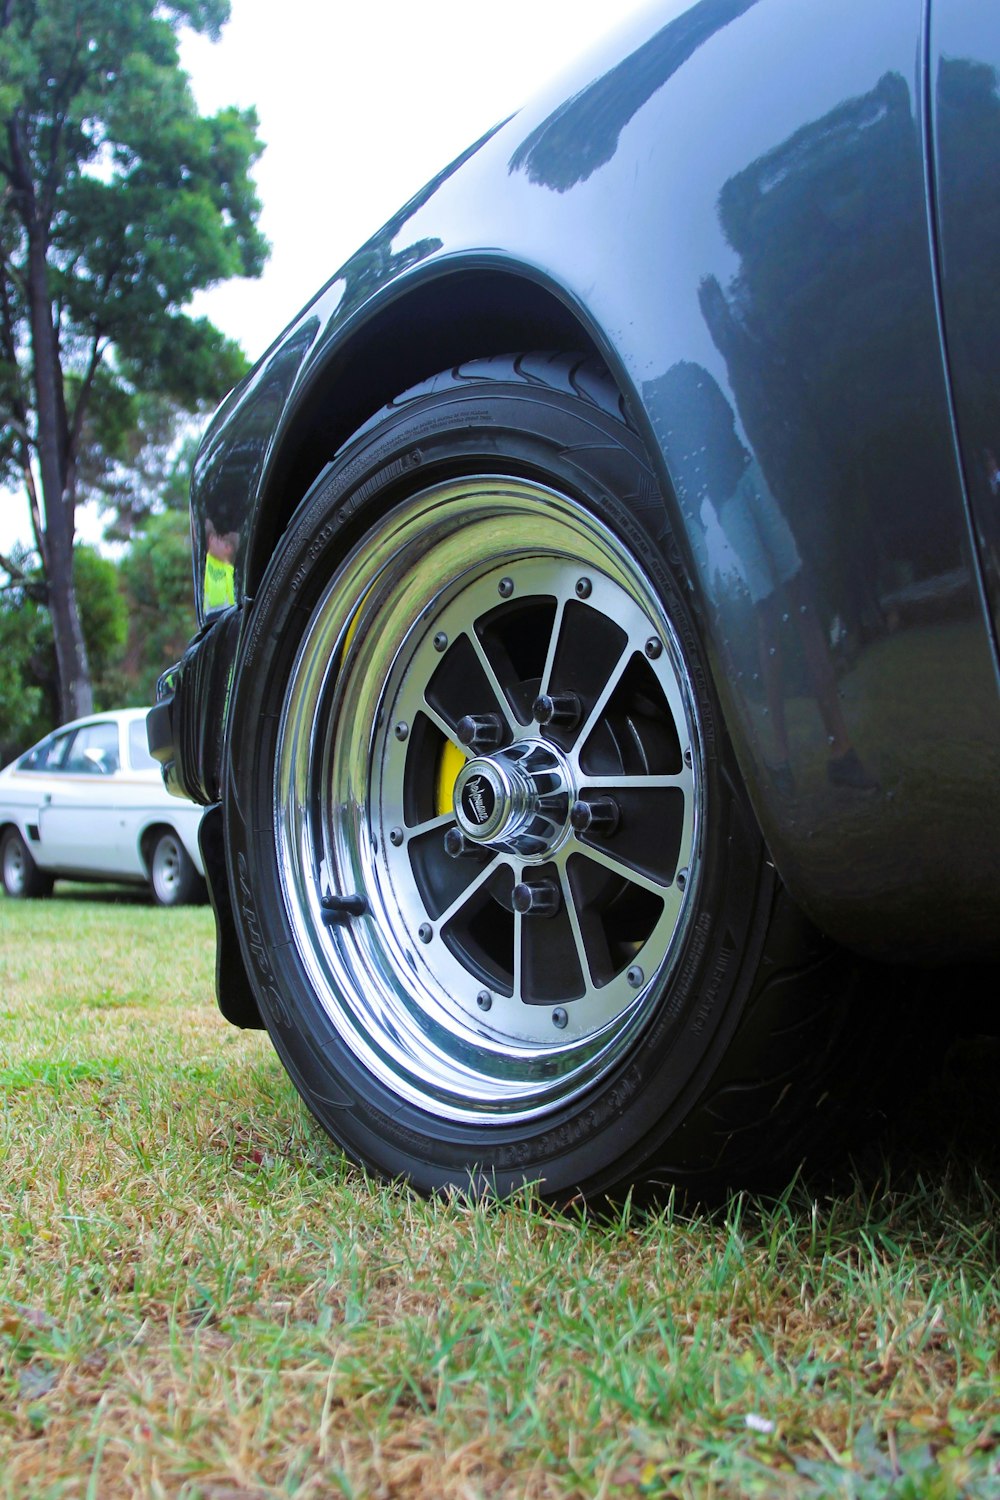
left=128, top=719, right=158, bottom=772
left=62, top=722, right=121, bottom=775
left=18, top=731, right=72, bottom=771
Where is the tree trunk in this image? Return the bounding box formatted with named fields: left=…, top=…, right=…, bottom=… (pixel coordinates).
left=24, top=181, right=93, bottom=722
left=45, top=523, right=92, bottom=721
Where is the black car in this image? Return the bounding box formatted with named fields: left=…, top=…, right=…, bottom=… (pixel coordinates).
left=150, top=0, right=1000, bottom=1201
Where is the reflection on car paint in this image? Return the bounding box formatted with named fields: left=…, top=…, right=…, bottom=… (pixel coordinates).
left=178, top=0, right=1000, bottom=958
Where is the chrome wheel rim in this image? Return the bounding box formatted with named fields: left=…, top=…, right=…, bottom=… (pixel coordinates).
left=151, top=835, right=182, bottom=902
left=275, top=478, right=704, bottom=1123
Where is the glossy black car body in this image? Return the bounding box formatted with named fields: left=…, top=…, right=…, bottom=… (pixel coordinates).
left=151, top=0, right=1000, bottom=1197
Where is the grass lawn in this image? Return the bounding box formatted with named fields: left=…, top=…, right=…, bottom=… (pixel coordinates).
left=0, top=889, right=997, bottom=1498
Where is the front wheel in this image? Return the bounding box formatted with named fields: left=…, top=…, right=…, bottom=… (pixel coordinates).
left=149, top=830, right=203, bottom=907
left=226, top=354, right=869, bottom=1200
left=1, top=828, right=53, bottom=899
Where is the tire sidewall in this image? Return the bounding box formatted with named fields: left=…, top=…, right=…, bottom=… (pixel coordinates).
left=226, top=376, right=772, bottom=1197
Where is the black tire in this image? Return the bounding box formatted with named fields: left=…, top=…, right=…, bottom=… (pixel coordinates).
left=225, top=353, right=871, bottom=1201
left=1, top=827, right=54, bottom=899
left=149, top=830, right=203, bottom=907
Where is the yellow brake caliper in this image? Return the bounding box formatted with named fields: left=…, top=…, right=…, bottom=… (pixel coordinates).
left=435, top=739, right=467, bottom=818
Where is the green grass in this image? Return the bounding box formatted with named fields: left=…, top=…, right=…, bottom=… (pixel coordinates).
left=0, top=890, right=997, bottom=1498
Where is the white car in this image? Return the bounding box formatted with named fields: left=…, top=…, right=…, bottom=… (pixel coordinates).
left=0, top=709, right=205, bottom=906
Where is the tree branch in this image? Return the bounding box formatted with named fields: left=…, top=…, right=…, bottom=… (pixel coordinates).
left=4, top=112, right=31, bottom=194
left=0, top=246, right=27, bottom=300
left=40, top=33, right=90, bottom=223
left=67, top=327, right=107, bottom=453
left=0, top=266, right=39, bottom=502
left=0, top=549, right=47, bottom=603
left=26, top=464, right=48, bottom=572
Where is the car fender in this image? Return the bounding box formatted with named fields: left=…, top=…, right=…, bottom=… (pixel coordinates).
left=192, top=0, right=1000, bottom=959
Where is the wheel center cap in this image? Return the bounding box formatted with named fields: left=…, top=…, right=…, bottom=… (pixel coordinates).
left=454, top=760, right=510, bottom=841
left=452, top=740, right=572, bottom=857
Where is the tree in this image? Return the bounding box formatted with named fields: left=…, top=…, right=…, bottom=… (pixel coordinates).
left=0, top=0, right=267, bottom=721
left=84, top=391, right=205, bottom=543
left=118, top=506, right=197, bottom=703
left=0, top=542, right=45, bottom=759
left=0, top=541, right=126, bottom=760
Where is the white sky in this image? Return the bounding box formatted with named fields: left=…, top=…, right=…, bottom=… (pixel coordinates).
left=1, top=0, right=656, bottom=555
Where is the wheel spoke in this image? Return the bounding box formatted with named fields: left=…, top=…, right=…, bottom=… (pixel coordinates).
left=512, top=903, right=524, bottom=1006
left=403, top=810, right=454, bottom=840
left=577, top=771, right=693, bottom=792
left=435, top=851, right=507, bottom=932
left=573, top=642, right=635, bottom=754
left=572, top=841, right=678, bottom=902
left=419, top=700, right=469, bottom=753
left=537, top=594, right=568, bottom=701
left=558, top=862, right=595, bottom=993
left=464, top=629, right=520, bottom=733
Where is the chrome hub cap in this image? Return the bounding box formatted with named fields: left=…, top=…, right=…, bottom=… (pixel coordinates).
left=275, top=477, right=703, bottom=1123
left=453, top=741, right=571, bottom=857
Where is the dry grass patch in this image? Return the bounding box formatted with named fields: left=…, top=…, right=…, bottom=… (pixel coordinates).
left=1, top=890, right=998, bottom=1497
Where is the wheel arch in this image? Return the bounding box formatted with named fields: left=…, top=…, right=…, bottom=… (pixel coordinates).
left=0, top=818, right=39, bottom=858
left=241, top=266, right=668, bottom=598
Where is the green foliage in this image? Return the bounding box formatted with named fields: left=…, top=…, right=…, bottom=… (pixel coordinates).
left=118, top=507, right=198, bottom=702
left=0, top=435, right=199, bottom=755
left=0, top=0, right=267, bottom=717
left=0, top=546, right=46, bottom=760
left=0, top=0, right=265, bottom=480
left=83, top=392, right=205, bottom=539
left=0, top=543, right=128, bottom=759
left=72, top=544, right=128, bottom=687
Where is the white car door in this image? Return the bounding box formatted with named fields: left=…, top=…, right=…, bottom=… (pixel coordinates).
left=36, top=720, right=135, bottom=876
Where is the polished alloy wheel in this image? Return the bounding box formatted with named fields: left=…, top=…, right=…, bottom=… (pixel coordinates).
left=226, top=356, right=868, bottom=1198
left=275, top=477, right=703, bottom=1123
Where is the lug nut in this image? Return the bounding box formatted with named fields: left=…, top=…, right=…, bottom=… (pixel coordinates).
left=394, top=721, right=409, bottom=741
left=532, top=691, right=582, bottom=729
left=418, top=923, right=433, bottom=943
left=552, top=1007, right=569, bottom=1030
left=676, top=867, right=689, bottom=892
left=569, top=796, right=620, bottom=836
left=389, top=826, right=404, bottom=847
left=443, top=827, right=476, bottom=859
left=456, top=712, right=504, bottom=750
left=627, top=965, right=644, bottom=989
left=512, top=879, right=560, bottom=917
left=477, top=990, right=493, bottom=1011
left=645, top=636, right=663, bottom=659
left=498, top=576, right=514, bottom=598
left=433, top=631, right=448, bottom=652
left=575, top=577, right=593, bottom=599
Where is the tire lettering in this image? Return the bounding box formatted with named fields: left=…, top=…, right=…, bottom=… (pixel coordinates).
left=662, top=911, right=712, bottom=1025
left=236, top=851, right=291, bottom=1027
left=690, top=946, right=731, bottom=1034
left=493, top=1067, right=642, bottom=1169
